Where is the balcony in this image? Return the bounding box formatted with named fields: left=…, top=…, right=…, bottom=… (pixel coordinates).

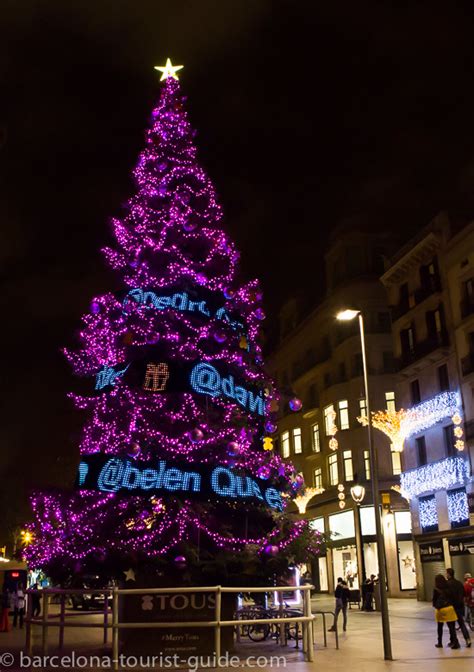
left=391, top=277, right=442, bottom=322
left=461, top=352, right=474, bottom=377
left=460, top=296, right=474, bottom=320
left=397, top=330, right=449, bottom=370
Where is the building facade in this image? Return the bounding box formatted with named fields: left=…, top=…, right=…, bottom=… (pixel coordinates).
left=381, top=214, right=474, bottom=600
left=269, top=228, right=415, bottom=598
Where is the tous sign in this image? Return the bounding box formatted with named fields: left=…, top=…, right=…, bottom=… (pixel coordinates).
left=76, top=455, right=283, bottom=511
left=190, top=362, right=265, bottom=416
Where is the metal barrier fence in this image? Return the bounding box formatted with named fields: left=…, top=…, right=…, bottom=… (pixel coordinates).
left=25, top=585, right=317, bottom=669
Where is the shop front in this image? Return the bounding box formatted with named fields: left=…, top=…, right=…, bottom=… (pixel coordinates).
left=419, top=540, right=444, bottom=600
left=448, top=535, right=474, bottom=579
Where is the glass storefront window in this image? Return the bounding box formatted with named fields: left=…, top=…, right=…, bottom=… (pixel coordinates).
left=329, top=510, right=355, bottom=540
left=332, top=545, right=358, bottom=589
left=309, top=517, right=325, bottom=534
left=360, top=506, right=376, bottom=535
left=394, top=511, right=412, bottom=534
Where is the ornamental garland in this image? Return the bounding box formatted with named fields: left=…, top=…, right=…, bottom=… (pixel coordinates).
left=400, top=456, right=469, bottom=499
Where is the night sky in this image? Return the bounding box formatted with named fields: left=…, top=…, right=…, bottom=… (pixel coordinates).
left=2, top=0, right=474, bottom=545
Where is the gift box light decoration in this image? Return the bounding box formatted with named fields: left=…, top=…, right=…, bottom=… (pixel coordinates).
left=23, top=63, right=322, bottom=569
left=400, top=456, right=469, bottom=500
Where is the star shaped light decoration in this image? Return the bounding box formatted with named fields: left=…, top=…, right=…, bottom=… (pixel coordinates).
left=154, top=58, right=184, bottom=81
left=402, top=556, right=413, bottom=568
left=123, top=568, right=136, bottom=582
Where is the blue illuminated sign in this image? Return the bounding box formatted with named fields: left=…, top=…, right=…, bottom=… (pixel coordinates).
left=76, top=455, right=283, bottom=511
left=95, top=363, right=130, bottom=390
left=190, top=362, right=265, bottom=416
left=123, top=288, right=245, bottom=334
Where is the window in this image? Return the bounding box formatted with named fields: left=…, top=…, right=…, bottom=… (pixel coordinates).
left=419, top=495, right=438, bottom=532
left=324, top=404, right=336, bottom=435
left=338, top=400, right=349, bottom=430
left=307, top=383, right=318, bottom=408
left=385, top=391, right=396, bottom=413
left=383, top=351, right=395, bottom=373
left=359, top=398, right=367, bottom=418
left=411, top=379, right=421, bottom=405
left=377, top=312, right=391, bottom=332
left=313, top=468, right=323, bottom=489
left=311, top=423, right=320, bottom=452
left=281, top=431, right=290, bottom=458
left=401, top=324, right=415, bottom=355
left=338, top=362, right=346, bottom=382
left=292, top=427, right=302, bottom=454
left=328, top=510, right=355, bottom=539
left=364, top=450, right=371, bottom=480
left=444, top=425, right=456, bottom=457
left=391, top=448, right=402, bottom=475
left=416, top=436, right=427, bottom=466
left=328, top=453, right=339, bottom=486
left=399, top=282, right=409, bottom=307
left=438, top=364, right=449, bottom=392
left=343, top=450, right=354, bottom=481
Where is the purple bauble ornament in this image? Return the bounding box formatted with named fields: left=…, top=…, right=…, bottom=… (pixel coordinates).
left=265, top=421, right=277, bottom=434
left=227, top=441, right=240, bottom=455
left=90, top=301, right=100, bottom=314
left=190, top=428, right=204, bottom=443
left=257, top=465, right=271, bottom=480
left=174, top=555, right=186, bottom=565
left=223, top=287, right=235, bottom=300
left=146, top=332, right=160, bottom=345
left=158, top=161, right=168, bottom=171
left=255, top=308, right=265, bottom=321
left=183, top=220, right=197, bottom=232
left=213, top=329, right=227, bottom=344
left=263, top=544, right=279, bottom=556
left=289, top=397, right=303, bottom=412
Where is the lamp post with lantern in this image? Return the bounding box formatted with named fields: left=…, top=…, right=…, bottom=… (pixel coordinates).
left=336, top=309, right=393, bottom=661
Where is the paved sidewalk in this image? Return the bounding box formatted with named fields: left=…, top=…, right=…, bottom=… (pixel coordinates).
left=0, top=597, right=472, bottom=670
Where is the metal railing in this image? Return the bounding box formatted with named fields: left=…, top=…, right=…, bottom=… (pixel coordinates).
left=25, top=584, right=316, bottom=668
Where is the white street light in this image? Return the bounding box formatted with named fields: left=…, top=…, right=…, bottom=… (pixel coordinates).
left=336, top=308, right=393, bottom=661
left=350, top=484, right=366, bottom=504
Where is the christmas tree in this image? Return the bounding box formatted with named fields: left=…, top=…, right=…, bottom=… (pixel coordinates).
left=26, top=61, right=321, bottom=581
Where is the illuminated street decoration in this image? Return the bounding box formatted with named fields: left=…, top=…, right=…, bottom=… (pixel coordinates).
left=402, top=391, right=462, bottom=440
left=358, top=391, right=464, bottom=452
left=326, top=407, right=338, bottom=451
left=143, top=363, right=170, bottom=391
left=293, top=487, right=324, bottom=514
left=25, top=68, right=322, bottom=568
left=358, top=409, right=407, bottom=452
left=418, top=495, right=438, bottom=529
left=446, top=488, right=469, bottom=524
left=77, top=455, right=284, bottom=511
left=400, top=456, right=469, bottom=499
left=154, top=58, right=183, bottom=81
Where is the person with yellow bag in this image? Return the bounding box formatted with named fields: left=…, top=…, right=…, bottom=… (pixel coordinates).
left=433, top=574, right=460, bottom=649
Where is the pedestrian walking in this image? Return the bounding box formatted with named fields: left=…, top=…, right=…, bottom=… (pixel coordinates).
left=0, top=589, right=11, bottom=632
left=362, top=575, right=376, bottom=611
left=446, top=568, right=471, bottom=647
left=463, top=573, right=474, bottom=622
left=31, top=583, right=41, bottom=618
left=433, top=574, right=460, bottom=649
left=12, top=583, right=25, bottom=629
left=328, top=577, right=350, bottom=632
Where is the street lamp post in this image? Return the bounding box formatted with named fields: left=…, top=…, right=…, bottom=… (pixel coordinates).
left=337, top=309, right=393, bottom=660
